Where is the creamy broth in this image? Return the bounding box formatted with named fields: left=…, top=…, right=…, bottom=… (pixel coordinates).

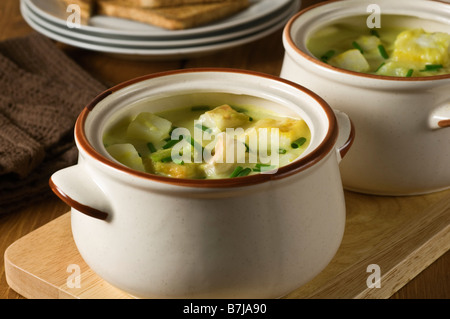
left=103, top=104, right=311, bottom=179
left=307, top=15, right=450, bottom=77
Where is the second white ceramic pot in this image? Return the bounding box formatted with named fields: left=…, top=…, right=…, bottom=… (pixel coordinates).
left=50, top=69, right=354, bottom=298
left=281, top=0, right=450, bottom=196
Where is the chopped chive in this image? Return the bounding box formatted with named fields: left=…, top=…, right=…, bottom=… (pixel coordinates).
left=186, top=136, right=204, bottom=153
left=320, top=50, right=335, bottom=62
left=291, top=137, right=307, bottom=149
left=230, top=105, right=248, bottom=113
left=147, top=142, right=156, bottom=153
left=370, top=29, right=380, bottom=38
left=255, top=163, right=272, bottom=168
left=229, top=106, right=253, bottom=121
left=406, top=69, right=414, bottom=77
left=378, top=44, right=389, bottom=59
left=150, top=148, right=173, bottom=162
left=375, top=62, right=385, bottom=73
left=237, top=167, right=252, bottom=177
left=244, top=143, right=249, bottom=152
left=194, top=123, right=212, bottom=134
left=161, top=156, right=173, bottom=163
left=162, top=138, right=181, bottom=149
left=278, top=148, right=287, bottom=154
left=191, top=106, right=210, bottom=112
left=253, top=164, right=276, bottom=172
left=420, top=64, right=443, bottom=72
left=230, top=166, right=244, bottom=178
left=168, top=126, right=178, bottom=136
left=352, top=41, right=364, bottom=54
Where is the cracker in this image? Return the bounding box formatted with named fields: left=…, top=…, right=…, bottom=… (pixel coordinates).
left=96, top=0, right=250, bottom=30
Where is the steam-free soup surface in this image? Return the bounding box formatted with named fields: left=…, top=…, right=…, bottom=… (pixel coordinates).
left=307, top=15, right=450, bottom=77
left=103, top=104, right=311, bottom=179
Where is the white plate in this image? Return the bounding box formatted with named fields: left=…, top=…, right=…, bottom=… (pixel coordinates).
left=21, top=1, right=300, bottom=59
left=25, top=0, right=292, bottom=39
left=23, top=0, right=297, bottom=48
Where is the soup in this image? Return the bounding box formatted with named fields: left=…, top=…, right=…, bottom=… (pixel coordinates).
left=103, top=103, right=311, bottom=179
left=307, top=15, right=450, bottom=77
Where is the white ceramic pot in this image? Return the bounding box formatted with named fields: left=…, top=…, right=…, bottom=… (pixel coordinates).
left=50, top=69, right=354, bottom=299
left=281, top=0, right=450, bottom=196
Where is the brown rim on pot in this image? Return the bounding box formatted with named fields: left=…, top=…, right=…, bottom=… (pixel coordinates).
left=284, top=0, right=450, bottom=82
left=75, top=68, right=347, bottom=188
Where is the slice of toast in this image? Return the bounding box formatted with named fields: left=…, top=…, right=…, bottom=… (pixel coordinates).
left=60, top=0, right=96, bottom=20
left=96, top=0, right=250, bottom=30
left=115, top=0, right=232, bottom=8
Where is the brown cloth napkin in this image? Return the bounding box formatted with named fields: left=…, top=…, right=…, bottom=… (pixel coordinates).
left=0, top=32, right=106, bottom=214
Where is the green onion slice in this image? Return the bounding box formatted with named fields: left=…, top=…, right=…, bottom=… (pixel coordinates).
left=253, top=163, right=276, bottom=172
left=194, top=123, right=212, bottom=134
left=291, top=137, right=307, bottom=149
left=370, top=29, right=380, bottom=38
left=162, top=138, right=181, bottom=149
left=278, top=148, right=287, bottom=154
left=320, top=50, right=335, bottom=63
left=406, top=69, right=414, bottom=77
left=160, top=156, right=172, bottom=163
left=352, top=41, right=364, bottom=54
left=230, top=166, right=244, bottom=178
left=237, top=167, right=252, bottom=177
left=420, top=64, right=443, bottom=72
left=230, top=105, right=247, bottom=113
left=378, top=44, right=389, bottom=59
left=169, top=126, right=178, bottom=135
left=187, top=136, right=204, bottom=153
left=375, top=62, right=385, bottom=73
left=147, top=142, right=156, bottom=153
left=150, top=148, right=172, bottom=162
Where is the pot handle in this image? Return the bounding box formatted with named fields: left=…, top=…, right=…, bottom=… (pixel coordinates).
left=334, top=109, right=355, bottom=162
left=49, top=165, right=109, bottom=221
left=429, top=103, right=450, bottom=130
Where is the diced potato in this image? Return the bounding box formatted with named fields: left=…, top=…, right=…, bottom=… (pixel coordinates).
left=198, top=104, right=250, bottom=133
left=329, top=49, right=371, bottom=72
left=355, top=35, right=381, bottom=52
left=126, top=112, right=172, bottom=144
left=392, top=29, right=450, bottom=65
left=153, top=161, right=205, bottom=179
left=376, top=61, right=413, bottom=77
left=106, top=143, right=145, bottom=172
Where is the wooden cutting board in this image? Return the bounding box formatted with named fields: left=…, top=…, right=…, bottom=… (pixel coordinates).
left=4, top=189, right=450, bottom=299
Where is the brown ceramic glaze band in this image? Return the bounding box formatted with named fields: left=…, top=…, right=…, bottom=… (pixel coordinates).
left=337, top=119, right=355, bottom=159
left=439, top=120, right=450, bottom=128
left=49, top=178, right=109, bottom=220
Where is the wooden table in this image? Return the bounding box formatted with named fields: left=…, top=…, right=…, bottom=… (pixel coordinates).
left=0, top=0, right=449, bottom=299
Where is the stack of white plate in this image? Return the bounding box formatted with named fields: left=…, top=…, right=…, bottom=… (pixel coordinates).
left=20, top=0, right=301, bottom=59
